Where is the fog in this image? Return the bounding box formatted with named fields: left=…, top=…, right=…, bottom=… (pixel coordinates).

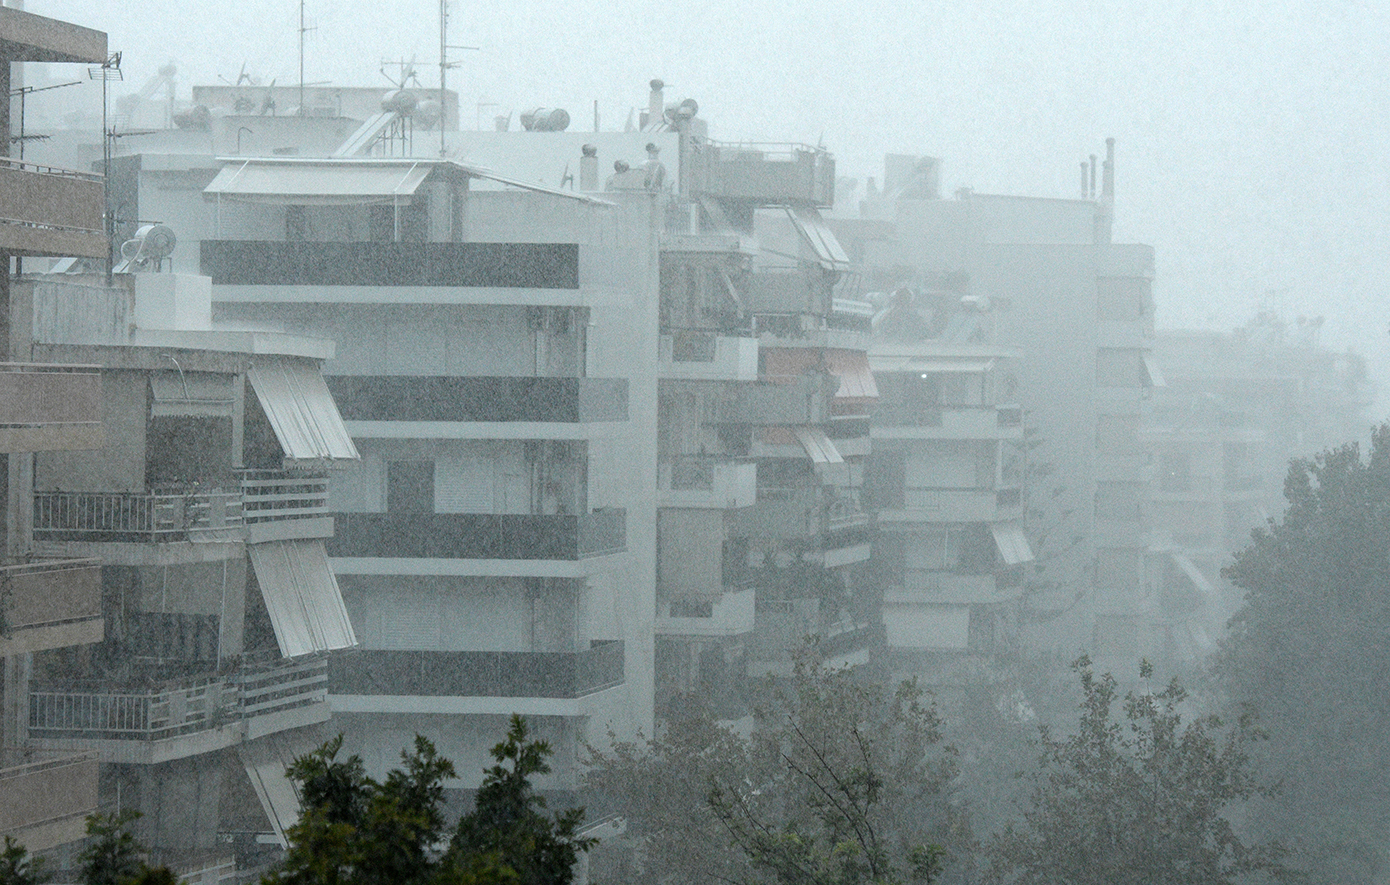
left=27, top=0, right=1390, bottom=405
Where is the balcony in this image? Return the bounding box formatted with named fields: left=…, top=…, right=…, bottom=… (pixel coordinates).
left=743, top=268, right=834, bottom=316
left=0, top=558, right=102, bottom=655
left=0, top=750, right=98, bottom=852
left=880, top=487, right=1024, bottom=523
left=33, top=472, right=331, bottom=546
left=889, top=571, right=1010, bottom=605
left=201, top=241, right=579, bottom=289
left=750, top=607, right=881, bottom=673
left=328, top=510, right=626, bottom=560
left=659, top=331, right=758, bottom=381
left=326, top=376, right=628, bottom=424
left=327, top=641, right=624, bottom=699
left=716, top=375, right=836, bottom=425
left=872, top=404, right=1023, bottom=439
left=658, top=459, right=756, bottom=509
left=27, top=657, right=328, bottom=761
left=729, top=486, right=870, bottom=541
left=0, top=363, right=102, bottom=453
left=0, top=159, right=106, bottom=258
left=691, top=142, right=834, bottom=207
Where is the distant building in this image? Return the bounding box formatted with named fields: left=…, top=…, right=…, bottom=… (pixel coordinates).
left=834, top=141, right=1160, bottom=675
left=1142, top=314, right=1374, bottom=661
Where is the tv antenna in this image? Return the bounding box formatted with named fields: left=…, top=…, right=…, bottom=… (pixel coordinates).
left=9, top=80, right=79, bottom=159
left=438, top=0, right=479, bottom=155
left=298, top=0, right=317, bottom=116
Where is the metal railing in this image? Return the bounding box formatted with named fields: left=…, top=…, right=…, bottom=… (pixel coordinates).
left=239, top=470, right=328, bottom=523
left=33, top=489, right=244, bottom=541
left=29, top=658, right=328, bottom=742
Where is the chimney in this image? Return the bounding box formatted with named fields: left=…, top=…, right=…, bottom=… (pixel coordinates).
left=646, top=78, right=664, bottom=131
left=580, top=144, right=598, bottom=191
left=1101, top=137, right=1115, bottom=208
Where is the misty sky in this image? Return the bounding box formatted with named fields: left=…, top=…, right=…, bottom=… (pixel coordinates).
left=27, top=0, right=1390, bottom=408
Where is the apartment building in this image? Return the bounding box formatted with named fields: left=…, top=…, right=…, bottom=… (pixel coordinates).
left=835, top=144, right=1159, bottom=673
left=1142, top=314, right=1374, bottom=660
left=0, top=4, right=108, bottom=856
left=864, top=290, right=1030, bottom=692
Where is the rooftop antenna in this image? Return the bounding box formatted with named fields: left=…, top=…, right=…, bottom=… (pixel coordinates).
left=89, top=51, right=123, bottom=285
left=298, top=0, right=317, bottom=116
left=439, top=0, right=479, bottom=155
left=10, top=80, right=79, bottom=160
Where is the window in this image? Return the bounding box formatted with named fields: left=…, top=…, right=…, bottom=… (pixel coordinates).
left=387, top=460, right=435, bottom=513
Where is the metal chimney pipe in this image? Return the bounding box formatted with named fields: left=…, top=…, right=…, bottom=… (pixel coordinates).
left=647, top=78, right=664, bottom=131
left=1102, top=137, right=1115, bottom=207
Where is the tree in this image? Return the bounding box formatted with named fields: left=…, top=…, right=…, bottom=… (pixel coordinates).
left=0, top=836, right=52, bottom=885
left=984, top=657, right=1289, bottom=885
left=266, top=718, right=593, bottom=885
left=1215, top=426, right=1390, bottom=883
left=587, top=649, right=962, bottom=885
left=267, top=734, right=457, bottom=885
left=77, top=812, right=176, bottom=885
left=444, top=715, right=596, bottom=885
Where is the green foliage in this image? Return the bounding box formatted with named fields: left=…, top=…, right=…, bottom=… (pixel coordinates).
left=0, top=836, right=53, bottom=885
left=1216, top=426, right=1390, bottom=883
left=984, top=656, right=1290, bottom=885
left=444, top=715, right=596, bottom=885
left=80, top=811, right=147, bottom=885
left=587, top=650, right=960, bottom=885
left=266, top=719, right=591, bottom=885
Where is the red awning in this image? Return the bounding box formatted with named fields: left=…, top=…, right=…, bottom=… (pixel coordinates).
left=824, top=349, right=879, bottom=405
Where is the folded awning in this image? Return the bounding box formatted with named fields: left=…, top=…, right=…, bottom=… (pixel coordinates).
left=991, top=523, right=1035, bottom=565
left=785, top=206, right=850, bottom=271
left=824, top=348, right=879, bottom=402
left=150, top=372, right=236, bottom=418
left=1170, top=551, right=1218, bottom=601
left=205, top=159, right=432, bottom=206
left=248, top=539, right=357, bottom=658
left=793, top=426, right=844, bottom=464
left=239, top=731, right=320, bottom=847
left=247, top=358, right=360, bottom=466
left=1142, top=353, right=1167, bottom=388
left=869, top=355, right=997, bottom=376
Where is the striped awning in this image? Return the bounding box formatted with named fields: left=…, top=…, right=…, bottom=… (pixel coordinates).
left=793, top=426, right=844, bottom=464
left=991, top=522, right=1035, bottom=565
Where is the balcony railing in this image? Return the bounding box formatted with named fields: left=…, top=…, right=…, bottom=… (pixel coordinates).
left=690, top=142, right=835, bottom=207
left=658, top=332, right=759, bottom=381
left=0, top=750, right=98, bottom=842
left=325, top=376, right=628, bottom=423
left=201, top=241, right=579, bottom=289
left=328, top=641, right=624, bottom=699
left=717, top=375, right=835, bottom=425
left=28, top=657, right=328, bottom=742
left=0, top=159, right=106, bottom=258
left=744, top=268, right=834, bottom=316
left=328, top=510, right=627, bottom=560
left=0, top=558, right=101, bottom=632
left=658, top=458, right=756, bottom=509
left=0, top=363, right=102, bottom=452
left=33, top=489, right=244, bottom=542
left=240, top=470, right=329, bottom=523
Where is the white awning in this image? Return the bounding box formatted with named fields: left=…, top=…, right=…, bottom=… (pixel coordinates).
left=239, top=732, right=318, bottom=847
left=1170, top=551, right=1219, bottom=602
left=786, top=206, right=850, bottom=270
left=247, top=358, right=360, bottom=466
left=150, top=372, right=236, bottom=418
left=869, top=356, right=997, bottom=375
left=447, top=160, right=614, bottom=206
left=1142, top=353, right=1167, bottom=388
left=248, top=539, right=357, bottom=658
left=205, top=159, right=432, bottom=206
left=793, top=426, right=844, bottom=464
left=991, top=523, right=1035, bottom=565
